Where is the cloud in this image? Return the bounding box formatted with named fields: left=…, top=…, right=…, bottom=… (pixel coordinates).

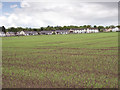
left=0, top=3, right=2, bottom=9
left=10, top=4, right=18, bottom=8
left=20, top=1, right=30, bottom=7
left=4, top=12, right=11, bottom=16
left=0, top=2, right=118, bottom=28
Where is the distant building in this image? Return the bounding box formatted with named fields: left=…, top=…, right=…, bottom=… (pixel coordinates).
left=86, top=28, right=99, bottom=33
left=69, top=28, right=86, bottom=33
left=19, top=31, right=26, bottom=36
left=1, top=26, right=119, bottom=37
left=105, top=28, right=112, bottom=32
left=40, top=31, right=53, bottom=35
left=56, top=30, right=69, bottom=34
left=69, top=28, right=99, bottom=34
left=16, top=31, right=21, bottom=36
left=6, top=32, right=15, bottom=37
left=111, top=27, right=120, bottom=32
left=31, top=31, right=38, bottom=35
left=24, top=31, right=38, bottom=36
left=16, top=31, right=39, bottom=36
left=105, top=27, right=120, bottom=32
left=0, top=31, right=6, bottom=37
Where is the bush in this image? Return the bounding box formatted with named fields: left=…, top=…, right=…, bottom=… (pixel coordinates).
left=52, top=32, right=56, bottom=35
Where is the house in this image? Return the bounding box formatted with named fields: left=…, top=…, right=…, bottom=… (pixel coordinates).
left=86, top=28, right=99, bottom=33
left=19, top=31, right=26, bottom=36
left=105, top=27, right=120, bottom=32
left=111, top=27, right=120, bottom=32
left=16, top=31, right=21, bottom=36
left=31, top=31, right=38, bottom=35
left=69, top=29, right=76, bottom=33
left=0, top=26, right=6, bottom=37
left=69, top=28, right=99, bottom=34
left=0, top=31, right=6, bottom=37
left=16, top=31, right=38, bottom=36
left=6, top=32, right=15, bottom=37
left=24, top=31, right=31, bottom=36
left=24, top=31, right=38, bottom=36
left=69, top=28, right=87, bottom=34
left=105, top=28, right=112, bottom=32
left=94, top=29, right=99, bottom=33
left=56, top=30, right=69, bottom=34
left=40, top=31, right=53, bottom=35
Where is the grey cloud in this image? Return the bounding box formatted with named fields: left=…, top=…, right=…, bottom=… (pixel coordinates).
left=1, top=2, right=118, bottom=28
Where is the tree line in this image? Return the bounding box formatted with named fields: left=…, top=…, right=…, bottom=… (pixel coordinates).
left=5, top=25, right=120, bottom=32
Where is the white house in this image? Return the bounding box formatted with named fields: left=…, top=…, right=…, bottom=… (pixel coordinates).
left=55, top=30, right=69, bottom=34
left=15, top=31, right=27, bottom=36
left=70, top=29, right=86, bottom=34
left=0, top=31, right=6, bottom=37
left=74, top=29, right=84, bottom=33
left=86, top=28, right=99, bottom=33
left=94, top=29, right=99, bottom=33
left=111, top=27, right=120, bottom=32
left=105, top=27, right=120, bottom=32
left=19, top=31, right=26, bottom=36
left=70, top=28, right=99, bottom=34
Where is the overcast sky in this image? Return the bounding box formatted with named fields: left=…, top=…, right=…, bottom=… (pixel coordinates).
left=0, top=1, right=118, bottom=28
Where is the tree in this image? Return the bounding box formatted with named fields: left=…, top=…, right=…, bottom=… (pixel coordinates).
left=109, top=25, right=115, bottom=29
left=93, top=25, right=97, bottom=29
left=105, top=26, right=109, bottom=29
left=86, top=25, right=92, bottom=28
left=63, top=26, right=69, bottom=30
left=79, top=26, right=83, bottom=29
left=33, top=28, right=38, bottom=31
left=25, top=27, right=29, bottom=31
left=116, top=25, right=120, bottom=28
left=8, top=27, right=16, bottom=32
left=40, top=27, right=44, bottom=31
left=98, top=26, right=104, bottom=32
left=2, top=26, right=6, bottom=34
left=17, top=27, right=23, bottom=31
left=52, top=31, right=56, bottom=35
left=45, top=25, right=53, bottom=31
left=83, top=25, right=87, bottom=29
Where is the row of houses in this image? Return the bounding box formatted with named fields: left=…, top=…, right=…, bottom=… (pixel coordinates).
left=105, top=27, right=120, bottom=32
left=0, top=27, right=120, bottom=37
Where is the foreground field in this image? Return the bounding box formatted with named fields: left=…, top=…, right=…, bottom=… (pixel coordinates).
left=2, top=32, right=118, bottom=88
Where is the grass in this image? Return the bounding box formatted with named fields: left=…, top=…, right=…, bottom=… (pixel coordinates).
left=2, top=32, right=118, bottom=88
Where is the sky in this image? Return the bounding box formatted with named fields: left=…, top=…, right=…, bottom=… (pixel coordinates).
left=0, top=0, right=118, bottom=28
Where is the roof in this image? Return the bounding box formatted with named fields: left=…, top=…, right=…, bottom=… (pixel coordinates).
left=31, top=31, right=38, bottom=34
left=19, top=31, right=38, bottom=34
left=24, top=31, right=32, bottom=34
left=56, top=30, right=69, bottom=32
left=51, top=30, right=55, bottom=31
left=70, top=28, right=98, bottom=30
left=7, top=32, right=15, bottom=34
left=70, top=28, right=86, bottom=30
left=41, top=31, right=53, bottom=33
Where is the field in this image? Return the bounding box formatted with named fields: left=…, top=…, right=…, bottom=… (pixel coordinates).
left=2, top=32, right=118, bottom=88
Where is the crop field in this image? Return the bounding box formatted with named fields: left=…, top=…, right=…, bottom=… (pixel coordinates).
left=2, top=32, right=118, bottom=88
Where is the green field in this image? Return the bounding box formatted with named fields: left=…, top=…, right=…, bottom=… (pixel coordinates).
left=2, top=32, right=118, bottom=88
